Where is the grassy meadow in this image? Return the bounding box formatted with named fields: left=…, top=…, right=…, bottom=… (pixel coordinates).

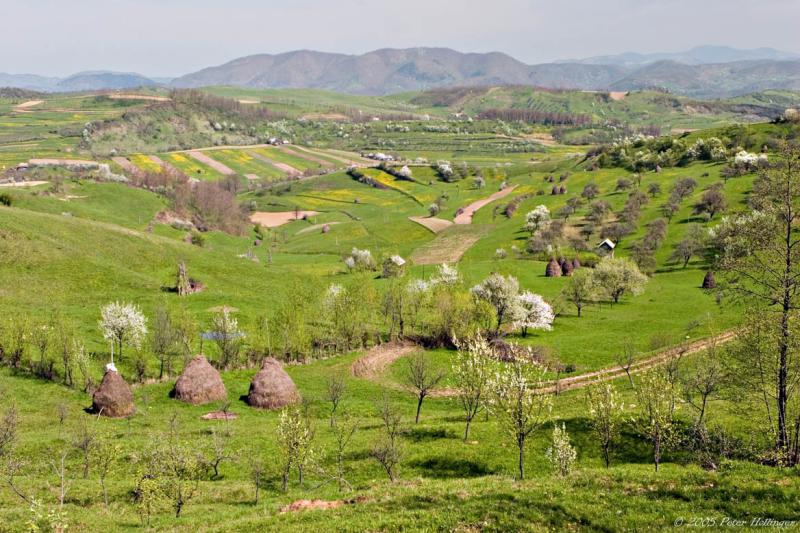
left=0, top=88, right=798, bottom=531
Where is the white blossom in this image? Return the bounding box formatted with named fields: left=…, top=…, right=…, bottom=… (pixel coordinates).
left=344, top=247, right=375, bottom=272
left=99, top=301, right=147, bottom=358
left=513, top=291, right=555, bottom=334
left=430, top=263, right=460, bottom=286
left=524, top=205, right=550, bottom=234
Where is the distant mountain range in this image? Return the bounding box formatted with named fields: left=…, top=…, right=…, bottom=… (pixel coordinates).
left=0, top=71, right=159, bottom=93
left=2, top=46, right=800, bottom=98
left=559, top=45, right=800, bottom=67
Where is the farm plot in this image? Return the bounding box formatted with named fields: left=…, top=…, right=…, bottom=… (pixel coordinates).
left=409, top=216, right=453, bottom=233
left=206, top=149, right=286, bottom=180
left=161, top=152, right=222, bottom=180
left=277, top=145, right=335, bottom=168
left=187, top=151, right=236, bottom=175
left=250, top=210, right=320, bottom=227
left=410, top=224, right=491, bottom=265
left=247, top=149, right=300, bottom=176
left=251, top=146, right=322, bottom=174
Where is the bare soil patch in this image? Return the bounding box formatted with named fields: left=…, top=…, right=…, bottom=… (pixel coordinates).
left=107, top=94, right=170, bottom=102
left=187, top=151, right=236, bottom=175
left=12, top=100, right=43, bottom=112
left=248, top=150, right=300, bottom=175
left=318, top=149, right=371, bottom=167
left=410, top=225, right=490, bottom=265
left=148, top=155, right=182, bottom=175
left=200, top=411, right=238, bottom=421
left=0, top=180, right=48, bottom=188
left=296, top=221, right=341, bottom=235
left=280, top=499, right=344, bottom=513
left=351, top=342, right=419, bottom=379
left=29, top=158, right=99, bottom=168
left=454, top=186, right=517, bottom=224
left=244, top=174, right=261, bottom=180
left=409, top=216, right=453, bottom=234
left=250, top=211, right=319, bottom=228
left=111, top=156, right=142, bottom=176
left=278, top=145, right=334, bottom=167
left=524, top=132, right=557, bottom=146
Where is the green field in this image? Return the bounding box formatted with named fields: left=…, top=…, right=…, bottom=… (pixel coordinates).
left=0, top=89, right=798, bottom=531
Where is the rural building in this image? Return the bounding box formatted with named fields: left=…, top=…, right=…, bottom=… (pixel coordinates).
left=597, top=239, right=616, bottom=257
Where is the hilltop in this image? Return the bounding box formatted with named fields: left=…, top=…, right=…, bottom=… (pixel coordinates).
left=171, top=47, right=800, bottom=98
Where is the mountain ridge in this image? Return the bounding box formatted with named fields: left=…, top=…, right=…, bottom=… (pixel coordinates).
left=3, top=46, right=800, bottom=98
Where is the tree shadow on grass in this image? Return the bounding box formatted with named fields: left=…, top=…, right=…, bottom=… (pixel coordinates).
left=404, top=426, right=458, bottom=442
left=407, top=455, right=493, bottom=478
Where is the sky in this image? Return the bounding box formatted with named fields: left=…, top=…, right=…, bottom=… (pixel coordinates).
left=2, top=0, right=799, bottom=77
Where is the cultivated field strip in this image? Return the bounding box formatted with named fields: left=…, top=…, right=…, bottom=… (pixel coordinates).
left=187, top=151, right=236, bottom=175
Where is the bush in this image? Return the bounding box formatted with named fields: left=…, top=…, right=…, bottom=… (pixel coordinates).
left=190, top=231, right=205, bottom=247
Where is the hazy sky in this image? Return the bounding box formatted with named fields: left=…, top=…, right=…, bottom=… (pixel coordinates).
left=2, top=0, right=799, bottom=77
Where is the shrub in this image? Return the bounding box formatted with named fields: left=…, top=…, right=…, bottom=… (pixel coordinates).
left=545, top=423, right=577, bottom=477
left=344, top=247, right=376, bottom=272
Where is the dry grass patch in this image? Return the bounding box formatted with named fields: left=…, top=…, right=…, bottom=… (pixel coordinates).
left=409, top=216, right=453, bottom=233
left=410, top=225, right=491, bottom=265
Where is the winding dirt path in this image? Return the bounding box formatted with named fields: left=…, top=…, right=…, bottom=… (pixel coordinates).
left=453, top=186, right=517, bottom=224
left=432, top=331, right=737, bottom=397
left=349, top=331, right=737, bottom=397
left=351, top=342, right=419, bottom=379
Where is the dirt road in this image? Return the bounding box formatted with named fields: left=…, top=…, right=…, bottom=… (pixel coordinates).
left=349, top=331, right=737, bottom=397
left=453, top=186, right=517, bottom=224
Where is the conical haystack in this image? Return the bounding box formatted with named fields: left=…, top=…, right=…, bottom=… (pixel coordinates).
left=247, top=358, right=299, bottom=409
left=173, top=355, right=227, bottom=405
left=92, top=367, right=135, bottom=418
left=702, top=271, right=717, bottom=289
left=545, top=258, right=562, bottom=277
left=560, top=259, right=574, bottom=276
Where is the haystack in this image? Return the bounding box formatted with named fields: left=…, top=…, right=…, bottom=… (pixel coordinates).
left=92, top=366, right=135, bottom=418
left=545, top=258, right=562, bottom=277
left=702, top=271, right=717, bottom=289
left=560, top=258, right=574, bottom=276
left=173, top=355, right=227, bottom=405
left=247, top=358, right=299, bottom=409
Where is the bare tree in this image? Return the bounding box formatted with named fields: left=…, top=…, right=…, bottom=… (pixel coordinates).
left=202, top=428, right=234, bottom=480
left=325, top=375, right=346, bottom=427
left=249, top=458, right=265, bottom=505
left=92, top=432, right=120, bottom=508
left=714, top=145, right=800, bottom=460
left=452, top=337, right=491, bottom=441
left=330, top=412, right=358, bottom=492
left=369, top=396, right=403, bottom=482
left=49, top=447, right=72, bottom=510
left=73, top=417, right=96, bottom=479
left=405, top=352, right=445, bottom=424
